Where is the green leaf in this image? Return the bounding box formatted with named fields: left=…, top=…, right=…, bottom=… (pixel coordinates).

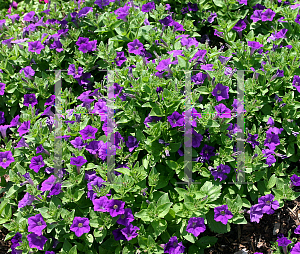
left=196, top=236, right=218, bottom=248
left=213, top=0, right=225, bottom=7
left=177, top=55, right=188, bottom=69
left=69, top=246, right=77, bottom=254
left=267, top=174, right=277, bottom=189
left=135, top=209, right=151, bottom=221
left=114, top=167, right=131, bottom=176
left=157, top=193, right=170, bottom=207
left=151, top=219, right=167, bottom=237
left=156, top=203, right=173, bottom=218
left=149, top=105, right=164, bottom=117
left=165, top=160, right=178, bottom=170
left=116, top=116, right=130, bottom=124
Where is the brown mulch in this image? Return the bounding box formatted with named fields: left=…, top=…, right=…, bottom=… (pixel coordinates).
left=204, top=196, right=300, bottom=254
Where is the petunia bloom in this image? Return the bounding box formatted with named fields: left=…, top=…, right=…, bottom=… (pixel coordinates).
left=79, top=125, right=98, bottom=140
left=28, top=213, right=47, bottom=236
left=70, top=217, right=90, bottom=237
left=186, top=217, right=206, bottom=237
left=214, top=205, right=233, bottom=225
left=28, top=41, right=45, bottom=54
left=29, top=155, right=45, bottom=173
left=27, top=233, right=48, bottom=250
left=0, top=151, right=15, bottom=169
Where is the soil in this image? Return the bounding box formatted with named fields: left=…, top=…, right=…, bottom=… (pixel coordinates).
left=203, top=194, right=300, bottom=254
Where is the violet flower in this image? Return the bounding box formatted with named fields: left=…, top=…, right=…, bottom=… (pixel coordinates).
left=214, top=205, right=233, bottom=224
left=186, top=217, right=206, bottom=237
left=27, top=233, right=48, bottom=250
left=70, top=217, right=90, bottom=237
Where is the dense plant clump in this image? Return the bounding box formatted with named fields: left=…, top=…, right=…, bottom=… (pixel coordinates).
left=1, top=0, right=300, bottom=253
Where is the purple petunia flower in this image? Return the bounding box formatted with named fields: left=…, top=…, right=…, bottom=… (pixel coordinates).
left=94, top=0, right=110, bottom=9
left=0, top=83, right=5, bottom=95
left=199, top=144, right=215, bottom=161
left=28, top=41, right=45, bottom=54
left=93, top=195, right=110, bottom=212
left=214, top=205, right=233, bottom=225
left=117, top=208, right=134, bottom=226
left=141, top=2, right=155, bottom=12
left=106, top=199, right=125, bottom=217
left=215, top=104, right=231, bottom=118
left=248, top=41, right=264, bottom=56
left=248, top=204, right=264, bottom=223
left=210, top=164, right=231, bottom=182
left=246, top=133, right=260, bottom=148
left=28, top=214, right=47, bottom=236
left=27, top=233, right=48, bottom=250
left=0, top=151, right=15, bottom=169
left=257, top=194, right=279, bottom=215
left=144, top=115, right=162, bottom=128
left=120, top=224, right=140, bottom=241
left=264, top=133, right=280, bottom=150
left=78, top=7, right=93, bottom=18
left=29, top=155, right=45, bottom=173
left=70, top=217, right=90, bottom=237
left=114, top=5, right=131, bottom=22
left=232, top=19, right=247, bottom=31
left=159, top=15, right=174, bottom=26
left=17, top=121, right=30, bottom=136
left=40, top=175, right=56, bottom=192
left=186, top=217, right=206, bottom=237
left=182, top=129, right=203, bottom=148
left=164, top=236, right=185, bottom=254
left=79, top=125, right=98, bottom=140
left=207, top=12, right=217, bottom=23
left=191, top=72, right=207, bottom=85
left=168, top=111, right=185, bottom=128
left=126, top=136, right=140, bottom=152
left=292, top=75, right=300, bottom=93
left=23, top=11, right=35, bottom=22
left=261, top=9, right=276, bottom=21
left=20, top=66, right=35, bottom=79
left=277, top=236, right=291, bottom=248
left=212, top=83, right=229, bottom=102
left=290, top=174, right=300, bottom=187
left=23, top=94, right=38, bottom=107
left=115, top=51, right=127, bottom=67
left=128, top=39, right=145, bottom=55
left=291, top=242, right=300, bottom=254
left=188, top=2, right=198, bottom=11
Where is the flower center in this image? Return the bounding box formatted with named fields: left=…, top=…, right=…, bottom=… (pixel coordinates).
left=121, top=214, right=125, bottom=219
left=29, top=97, right=33, bottom=101
left=113, top=204, right=118, bottom=209
left=268, top=15, right=271, bottom=19
left=205, top=150, right=208, bottom=154
left=37, top=221, right=43, bottom=226
left=173, top=119, right=176, bottom=124
left=221, top=211, right=225, bottom=215
left=173, top=242, right=178, bottom=247
left=217, top=90, right=221, bottom=95
left=36, top=236, right=41, bottom=240
left=78, top=223, right=83, bottom=228
left=2, top=158, right=7, bottom=163
left=192, top=222, right=196, bottom=227
left=135, top=45, right=139, bottom=50
left=268, top=138, right=272, bottom=143
left=38, top=161, right=42, bottom=165
left=266, top=200, right=271, bottom=204
left=116, top=57, right=120, bottom=61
